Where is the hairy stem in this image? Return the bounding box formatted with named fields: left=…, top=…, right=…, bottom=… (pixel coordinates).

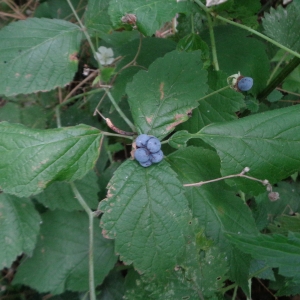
left=70, top=183, right=96, bottom=300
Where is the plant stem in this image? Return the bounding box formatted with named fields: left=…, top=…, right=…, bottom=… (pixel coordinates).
left=232, top=286, right=238, bottom=300
left=206, top=12, right=219, bottom=71
left=183, top=167, right=269, bottom=188
left=61, top=88, right=104, bottom=108
left=258, top=56, right=300, bottom=100
left=66, top=0, right=103, bottom=71
left=101, top=131, right=134, bottom=139
left=104, top=88, right=136, bottom=132
left=70, top=182, right=96, bottom=300
left=199, top=85, right=230, bottom=101
left=55, top=106, right=61, bottom=128
left=267, top=52, right=288, bottom=84
left=194, top=0, right=300, bottom=60
left=191, top=13, right=195, bottom=34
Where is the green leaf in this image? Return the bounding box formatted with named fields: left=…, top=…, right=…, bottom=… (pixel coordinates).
left=182, top=228, right=228, bottom=298
left=0, top=194, right=41, bottom=268
left=85, top=0, right=112, bottom=37
left=99, top=272, right=125, bottom=300
left=267, top=89, right=283, bottom=103
left=178, top=69, right=244, bottom=133
left=13, top=211, right=117, bottom=294
left=177, top=33, right=210, bottom=68
left=167, top=147, right=258, bottom=292
left=263, top=2, right=300, bottom=52
left=227, top=232, right=300, bottom=281
left=268, top=214, right=300, bottom=235
left=199, top=105, right=300, bottom=193
left=168, top=130, right=194, bottom=149
left=99, top=160, right=191, bottom=277
left=35, top=171, right=99, bottom=211
left=203, top=25, right=269, bottom=95
left=223, top=0, right=261, bottom=28
left=0, top=18, right=82, bottom=96
left=34, top=0, right=88, bottom=20
left=127, top=51, right=208, bottom=138
left=282, top=66, right=300, bottom=93
left=108, top=0, right=190, bottom=36
left=111, top=37, right=176, bottom=105
left=0, top=122, right=101, bottom=197
left=124, top=269, right=200, bottom=300
left=249, top=260, right=275, bottom=281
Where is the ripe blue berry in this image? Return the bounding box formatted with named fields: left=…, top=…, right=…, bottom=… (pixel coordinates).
left=237, top=77, right=253, bottom=91
left=146, top=137, right=161, bottom=153
left=139, top=160, right=152, bottom=167
left=134, top=148, right=150, bottom=163
left=150, top=150, right=164, bottom=163
left=136, top=134, right=150, bottom=148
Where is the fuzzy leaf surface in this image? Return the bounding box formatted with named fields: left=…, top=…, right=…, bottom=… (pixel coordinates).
left=0, top=18, right=82, bottom=96
left=228, top=232, right=300, bottom=281
left=99, top=160, right=191, bottom=277
left=127, top=51, right=208, bottom=139
left=0, top=194, right=41, bottom=268
left=13, top=211, right=117, bottom=294
left=108, top=0, right=190, bottom=36
left=199, top=105, right=300, bottom=193
left=0, top=122, right=101, bottom=197
left=263, top=2, right=300, bottom=52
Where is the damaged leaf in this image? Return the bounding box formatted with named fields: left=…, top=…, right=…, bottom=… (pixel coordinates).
left=126, top=50, right=208, bottom=139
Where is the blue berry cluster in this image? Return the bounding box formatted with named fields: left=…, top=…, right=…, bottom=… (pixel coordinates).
left=237, top=77, right=253, bottom=92
left=134, top=134, right=163, bottom=167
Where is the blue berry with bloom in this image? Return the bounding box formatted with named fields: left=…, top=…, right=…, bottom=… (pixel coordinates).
left=146, top=137, right=161, bottom=153
left=134, top=134, right=164, bottom=167
left=134, top=148, right=150, bottom=163
left=237, top=77, right=253, bottom=91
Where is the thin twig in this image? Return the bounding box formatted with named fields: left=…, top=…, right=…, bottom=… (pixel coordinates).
left=120, top=33, right=143, bottom=71
left=276, top=87, right=300, bottom=97
left=256, top=278, right=278, bottom=300
left=184, top=167, right=269, bottom=188
left=206, top=12, right=219, bottom=71
left=62, top=69, right=99, bottom=103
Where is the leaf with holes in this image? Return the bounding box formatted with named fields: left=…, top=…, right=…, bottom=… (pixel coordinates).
left=127, top=50, right=208, bottom=139
left=0, top=122, right=101, bottom=197
left=198, top=105, right=300, bottom=193
left=99, top=160, right=191, bottom=277
left=0, top=18, right=82, bottom=96
left=13, top=211, right=117, bottom=294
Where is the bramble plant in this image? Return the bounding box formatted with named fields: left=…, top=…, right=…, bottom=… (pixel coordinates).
left=1, top=0, right=300, bottom=299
